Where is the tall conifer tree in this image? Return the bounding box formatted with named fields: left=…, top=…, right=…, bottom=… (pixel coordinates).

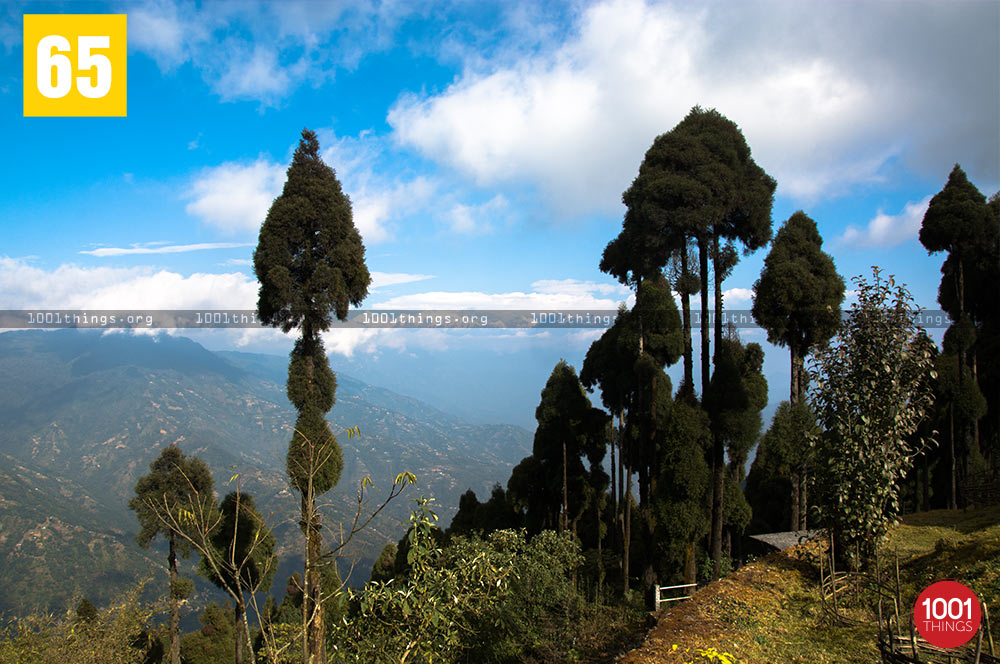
left=920, top=164, right=993, bottom=506
left=254, top=128, right=370, bottom=664
left=752, top=210, right=844, bottom=527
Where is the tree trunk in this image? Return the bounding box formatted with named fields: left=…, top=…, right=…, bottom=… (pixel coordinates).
left=596, top=491, right=604, bottom=600
left=712, top=234, right=723, bottom=362
left=235, top=603, right=245, bottom=664
left=562, top=440, right=569, bottom=532
left=698, top=234, right=710, bottom=398
left=302, top=494, right=325, bottom=664
left=300, top=327, right=326, bottom=664
left=950, top=404, right=958, bottom=510
left=799, top=467, right=808, bottom=530
left=168, top=533, right=180, bottom=664
left=623, top=466, right=632, bottom=594
left=790, top=347, right=801, bottom=405
left=681, top=242, right=694, bottom=395
left=790, top=471, right=800, bottom=532
left=683, top=540, right=697, bottom=586
left=610, top=425, right=617, bottom=558
left=710, top=431, right=724, bottom=581
left=615, top=410, right=626, bottom=572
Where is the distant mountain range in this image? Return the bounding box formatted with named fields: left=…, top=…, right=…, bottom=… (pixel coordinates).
left=0, top=330, right=532, bottom=615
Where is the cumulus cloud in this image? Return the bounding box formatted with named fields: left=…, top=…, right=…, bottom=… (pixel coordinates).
left=389, top=0, right=998, bottom=213
left=185, top=159, right=286, bottom=233
left=839, top=196, right=932, bottom=249
left=0, top=257, right=257, bottom=310
left=722, top=287, right=754, bottom=305
left=81, top=242, right=253, bottom=257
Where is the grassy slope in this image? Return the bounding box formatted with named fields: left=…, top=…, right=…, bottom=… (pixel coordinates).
left=620, top=506, right=1000, bottom=664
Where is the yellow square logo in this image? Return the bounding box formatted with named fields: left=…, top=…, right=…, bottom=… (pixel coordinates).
left=23, top=14, right=127, bottom=117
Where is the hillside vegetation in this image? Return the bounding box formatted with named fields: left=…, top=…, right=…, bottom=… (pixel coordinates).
left=621, top=506, right=1000, bottom=664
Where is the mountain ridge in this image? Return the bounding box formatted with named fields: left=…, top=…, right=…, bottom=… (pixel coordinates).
left=0, top=330, right=532, bottom=614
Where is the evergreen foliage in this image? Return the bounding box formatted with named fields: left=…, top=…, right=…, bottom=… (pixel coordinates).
left=745, top=400, right=820, bottom=534
left=752, top=211, right=844, bottom=404
left=516, top=361, right=608, bottom=536
left=128, top=445, right=213, bottom=664
left=253, top=128, right=371, bottom=663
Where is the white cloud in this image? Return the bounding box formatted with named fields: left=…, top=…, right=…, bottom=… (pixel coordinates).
left=839, top=196, right=932, bottom=249
left=373, top=281, right=627, bottom=310
left=213, top=45, right=292, bottom=103
left=389, top=0, right=998, bottom=213
left=723, top=287, right=754, bottom=305
left=370, top=272, right=435, bottom=290
left=81, top=242, right=253, bottom=257
left=446, top=195, right=508, bottom=234
left=128, top=1, right=418, bottom=104
left=320, top=132, right=438, bottom=243
left=185, top=159, right=286, bottom=233
left=130, top=0, right=210, bottom=69
left=0, top=257, right=257, bottom=310
left=531, top=279, right=629, bottom=298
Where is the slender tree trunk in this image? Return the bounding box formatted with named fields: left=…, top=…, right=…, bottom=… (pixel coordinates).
left=790, top=471, right=800, bottom=532
left=299, top=327, right=326, bottom=664
left=950, top=404, right=958, bottom=510
left=562, top=440, right=569, bottom=532
left=699, top=234, right=710, bottom=398
left=683, top=540, right=697, bottom=586
left=235, top=603, right=245, bottom=664
left=956, top=260, right=975, bottom=481
left=973, top=347, right=980, bottom=458
left=302, top=493, right=325, bottom=664
left=610, top=426, right=617, bottom=557
left=711, top=431, right=724, bottom=581
left=712, top=234, right=723, bottom=362
left=596, top=492, right=604, bottom=600
left=168, top=533, right=180, bottom=664
left=799, top=467, right=808, bottom=530
left=623, top=466, right=632, bottom=594
left=790, top=348, right=801, bottom=405
left=681, top=243, right=694, bottom=395
left=617, top=412, right=626, bottom=586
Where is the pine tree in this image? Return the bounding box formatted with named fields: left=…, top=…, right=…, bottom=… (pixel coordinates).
left=920, top=164, right=994, bottom=506
left=253, top=128, right=371, bottom=664
left=752, top=210, right=844, bottom=527
left=129, top=445, right=214, bottom=664
left=528, top=361, right=608, bottom=537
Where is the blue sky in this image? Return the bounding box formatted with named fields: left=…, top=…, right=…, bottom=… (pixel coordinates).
left=1, top=0, right=998, bottom=429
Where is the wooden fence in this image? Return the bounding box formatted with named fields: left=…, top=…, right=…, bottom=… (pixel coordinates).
left=653, top=582, right=697, bottom=610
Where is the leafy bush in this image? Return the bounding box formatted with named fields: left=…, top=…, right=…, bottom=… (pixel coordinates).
left=0, top=583, right=156, bottom=664
left=459, top=529, right=583, bottom=663
left=328, top=498, right=517, bottom=663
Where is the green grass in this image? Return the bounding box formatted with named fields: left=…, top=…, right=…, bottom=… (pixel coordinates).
left=622, top=505, right=1000, bottom=664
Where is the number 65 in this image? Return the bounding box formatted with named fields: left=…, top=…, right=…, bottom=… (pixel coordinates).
left=37, top=35, right=112, bottom=99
